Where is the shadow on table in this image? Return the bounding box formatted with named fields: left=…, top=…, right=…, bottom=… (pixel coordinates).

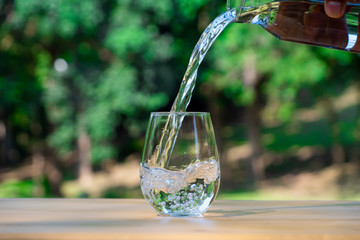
left=207, top=202, right=360, bottom=218
left=207, top=209, right=275, bottom=217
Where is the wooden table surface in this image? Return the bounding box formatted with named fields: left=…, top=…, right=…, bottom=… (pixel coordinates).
left=0, top=198, right=359, bottom=240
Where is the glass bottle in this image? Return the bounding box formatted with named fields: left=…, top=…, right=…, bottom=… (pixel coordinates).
left=229, top=0, right=360, bottom=53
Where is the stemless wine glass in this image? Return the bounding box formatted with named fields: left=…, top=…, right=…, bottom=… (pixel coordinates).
left=140, top=112, right=220, bottom=217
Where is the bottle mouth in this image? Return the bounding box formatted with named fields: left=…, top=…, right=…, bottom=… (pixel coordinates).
left=151, top=112, right=210, bottom=116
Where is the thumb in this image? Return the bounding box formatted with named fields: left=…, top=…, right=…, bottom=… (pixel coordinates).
left=324, top=0, right=347, bottom=18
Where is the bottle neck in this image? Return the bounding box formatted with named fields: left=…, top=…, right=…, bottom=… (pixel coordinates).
left=227, top=0, right=247, bottom=10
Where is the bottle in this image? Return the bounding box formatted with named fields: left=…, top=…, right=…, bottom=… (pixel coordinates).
left=230, top=0, right=360, bottom=53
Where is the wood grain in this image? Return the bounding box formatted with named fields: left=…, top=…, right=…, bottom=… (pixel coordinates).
left=0, top=198, right=359, bottom=240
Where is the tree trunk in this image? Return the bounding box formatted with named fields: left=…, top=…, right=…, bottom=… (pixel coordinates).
left=32, top=152, right=45, bottom=197
left=243, top=54, right=265, bottom=184
left=207, top=90, right=229, bottom=184
left=77, top=130, right=93, bottom=196
left=0, top=115, right=14, bottom=167
left=245, top=91, right=265, bottom=183
left=321, top=95, right=345, bottom=165
left=352, top=83, right=360, bottom=165
left=44, top=148, right=63, bottom=197
left=31, top=143, right=64, bottom=197
left=0, top=119, right=5, bottom=166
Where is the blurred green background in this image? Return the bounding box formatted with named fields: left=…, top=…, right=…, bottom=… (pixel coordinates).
left=0, top=0, right=359, bottom=200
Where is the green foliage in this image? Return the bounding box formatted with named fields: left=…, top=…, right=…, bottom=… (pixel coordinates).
left=0, top=179, right=34, bottom=198
left=12, top=0, right=103, bottom=38
left=1, top=0, right=213, bottom=165
left=176, top=0, right=209, bottom=20
left=218, top=189, right=360, bottom=200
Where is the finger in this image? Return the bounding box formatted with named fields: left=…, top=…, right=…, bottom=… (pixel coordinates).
left=324, top=0, right=347, bottom=18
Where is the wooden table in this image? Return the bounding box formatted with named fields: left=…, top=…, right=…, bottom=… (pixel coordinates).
left=0, top=198, right=359, bottom=240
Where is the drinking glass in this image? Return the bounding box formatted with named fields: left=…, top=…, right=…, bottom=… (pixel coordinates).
left=140, top=112, right=220, bottom=217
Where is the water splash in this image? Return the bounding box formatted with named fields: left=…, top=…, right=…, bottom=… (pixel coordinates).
left=141, top=158, right=220, bottom=194
left=140, top=158, right=220, bottom=216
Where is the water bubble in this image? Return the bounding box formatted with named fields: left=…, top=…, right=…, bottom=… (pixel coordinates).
left=140, top=159, right=219, bottom=215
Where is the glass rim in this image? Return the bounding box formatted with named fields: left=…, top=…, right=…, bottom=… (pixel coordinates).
left=150, top=111, right=210, bottom=116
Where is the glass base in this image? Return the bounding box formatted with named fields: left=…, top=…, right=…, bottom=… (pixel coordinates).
left=157, top=212, right=204, bottom=217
